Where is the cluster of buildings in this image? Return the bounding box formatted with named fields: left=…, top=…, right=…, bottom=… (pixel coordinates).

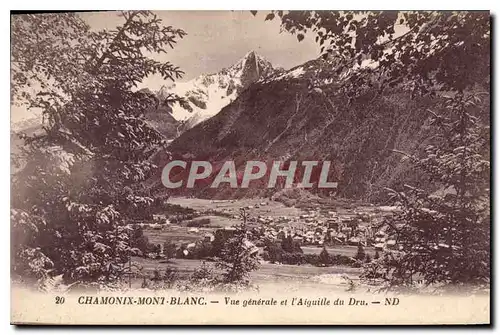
left=245, top=207, right=399, bottom=250
left=135, top=202, right=401, bottom=259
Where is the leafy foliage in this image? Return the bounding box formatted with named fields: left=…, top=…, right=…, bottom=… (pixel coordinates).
left=261, top=11, right=490, bottom=288
left=262, top=11, right=489, bottom=98
left=377, top=92, right=490, bottom=287
left=141, top=266, right=178, bottom=290
left=11, top=11, right=186, bottom=286
left=190, top=261, right=217, bottom=286
left=129, top=225, right=150, bottom=256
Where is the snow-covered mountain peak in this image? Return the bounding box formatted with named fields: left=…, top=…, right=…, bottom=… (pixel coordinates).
left=155, top=51, right=278, bottom=127
left=227, top=50, right=274, bottom=81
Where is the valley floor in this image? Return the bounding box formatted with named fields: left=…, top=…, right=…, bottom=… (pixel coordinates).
left=130, top=257, right=363, bottom=293
left=132, top=196, right=385, bottom=291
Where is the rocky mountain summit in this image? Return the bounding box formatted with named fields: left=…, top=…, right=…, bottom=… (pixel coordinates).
left=155, top=51, right=282, bottom=131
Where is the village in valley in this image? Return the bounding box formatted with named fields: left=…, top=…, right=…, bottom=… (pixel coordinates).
left=127, top=191, right=401, bottom=281
left=9, top=12, right=490, bottom=328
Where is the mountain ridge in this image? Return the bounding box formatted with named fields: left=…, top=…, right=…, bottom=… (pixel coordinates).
left=147, top=56, right=467, bottom=202
left=155, top=51, right=283, bottom=131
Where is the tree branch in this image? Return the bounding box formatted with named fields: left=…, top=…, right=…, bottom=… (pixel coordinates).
left=92, top=11, right=141, bottom=73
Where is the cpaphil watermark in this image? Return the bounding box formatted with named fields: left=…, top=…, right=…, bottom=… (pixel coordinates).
left=161, top=160, right=338, bottom=189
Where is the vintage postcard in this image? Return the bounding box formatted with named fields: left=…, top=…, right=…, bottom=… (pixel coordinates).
left=10, top=10, right=490, bottom=325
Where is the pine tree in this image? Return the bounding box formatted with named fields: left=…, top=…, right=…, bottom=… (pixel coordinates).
left=11, top=11, right=186, bottom=286
left=319, top=247, right=330, bottom=266
left=281, top=235, right=294, bottom=253
left=215, top=209, right=260, bottom=284
left=324, top=231, right=332, bottom=245
left=163, top=242, right=177, bottom=261
left=365, top=253, right=372, bottom=263
left=355, top=245, right=366, bottom=261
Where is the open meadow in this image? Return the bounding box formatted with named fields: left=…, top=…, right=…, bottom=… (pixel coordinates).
left=130, top=256, right=363, bottom=292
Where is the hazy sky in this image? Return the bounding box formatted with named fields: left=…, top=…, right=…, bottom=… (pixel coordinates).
left=82, top=11, right=321, bottom=89
left=12, top=10, right=321, bottom=123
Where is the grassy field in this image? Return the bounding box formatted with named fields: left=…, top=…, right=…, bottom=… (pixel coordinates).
left=301, top=246, right=376, bottom=257
left=144, top=197, right=301, bottom=247
left=130, top=256, right=362, bottom=291
left=144, top=225, right=210, bottom=245
left=168, top=197, right=303, bottom=219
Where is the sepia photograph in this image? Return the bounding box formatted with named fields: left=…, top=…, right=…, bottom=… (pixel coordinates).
left=10, top=9, right=491, bottom=325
